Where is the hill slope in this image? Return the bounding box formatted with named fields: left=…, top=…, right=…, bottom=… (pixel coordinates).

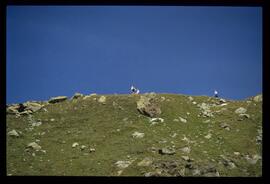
left=6, top=93, right=262, bottom=176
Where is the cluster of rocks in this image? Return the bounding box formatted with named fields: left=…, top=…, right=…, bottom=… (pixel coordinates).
left=145, top=159, right=220, bottom=177
left=220, top=122, right=231, bottom=131
left=158, top=147, right=176, bottom=155
left=256, top=126, right=262, bottom=144
left=219, top=155, right=236, bottom=169
left=136, top=93, right=161, bottom=118
left=132, top=131, right=145, bottom=138
left=48, top=96, right=68, bottom=104
left=7, top=129, right=21, bottom=137
left=149, top=117, right=164, bottom=125
left=253, top=94, right=262, bottom=103
left=244, top=154, right=262, bottom=165
left=71, top=142, right=96, bottom=154
left=98, top=96, right=106, bottom=104
left=7, top=102, right=44, bottom=116
left=25, top=141, right=46, bottom=156
left=234, top=107, right=250, bottom=120
left=6, top=92, right=100, bottom=116
left=197, top=103, right=214, bottom=118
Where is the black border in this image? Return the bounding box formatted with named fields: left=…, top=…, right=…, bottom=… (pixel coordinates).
left=1, top=0, right=268, bottom=183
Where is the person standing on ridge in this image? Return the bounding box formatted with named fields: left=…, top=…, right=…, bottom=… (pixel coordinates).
left=131, top=85, right=140, bottom=94
left=214, top=90, right=219, bottom=98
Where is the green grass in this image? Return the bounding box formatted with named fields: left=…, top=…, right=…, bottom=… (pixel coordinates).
left=6, top=94, right=262, bottom=176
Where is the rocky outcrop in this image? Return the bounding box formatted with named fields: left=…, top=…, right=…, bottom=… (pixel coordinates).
left=48, top=96, right=68, bottom=104
left=253, top=94, right=262, bottom=102
left=8, top=130, right=20, bottom=137
left=23, top=102, right=43, bottom=112
left=26, top=142, right=41, bottom=151
left=235, top=107, right=247, bottom=114
left=71, top=93, right=83, bottom=100
left=7, top=104, right=20, bottom=114
left=7, top=102, right=43, bottom=115
left=98, top=96, right=106, bottom=104
left=198, top=103, right=213, bottom=117
left=136, top=94, right=161, bottom=117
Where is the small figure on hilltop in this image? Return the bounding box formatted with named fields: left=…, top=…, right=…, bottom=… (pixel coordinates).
left=131, top=85, right=140, bottom=94
left=214, top=90, right=219, bottom=98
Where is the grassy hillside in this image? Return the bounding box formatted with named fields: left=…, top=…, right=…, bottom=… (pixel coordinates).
left=6, top=93, right=262, bottom=176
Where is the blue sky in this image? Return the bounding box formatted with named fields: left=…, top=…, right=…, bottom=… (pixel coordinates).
left=6, top=6, right=262, bottom=104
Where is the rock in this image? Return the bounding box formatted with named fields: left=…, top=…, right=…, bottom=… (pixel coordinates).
left=198, top=103, right=214, bottom=117
left=23, top=102, right=43, bottom=113
left=89, top=148, right=96, bottom=152
left=253, top=94, right=262, bottom=102
left=173, top=119, right=179, bottom=122
left=7, top=106, right=19, bottom=114
left=136, top=95, right=161, bottom=118
left=115, top=160, right=134, bottom=169
left=122, top=117, right=129, bottom=122
left=245, top=154, right=261, bottom=164
left=158, top=147, right=176, bottom=155
left=132, top=131, right=145, bottom=138
left=201, top=110, right=213, bottom=117
left=220, top=155, right=236, bottom=169
left=80, top=145, right=86, bottom=150
left=150, top=118, right=164, bottom=123
left=182, top=135, right=190, bottom=142
left=219, top=103, right=228, bottom=107
left=98, top=96, right=106, bottom=104
left=239, top=113, right=250, bottom=118
left=186, top=112, right=190, bottom=115
left=82, top=95, right=91, bottom=100
left=181, top=156, right=191, bottom=161
left=137, top=157, right=153, bottom=167
left=27, top=142, right=41, bottom=151
left=204, top=133, right=212, bottom=139
left=71, top=92, right=83, bottom=99
left=72, top=142, right=79, bottom=148
left=219, top=98, right=226, bottom=103
left=203, top=119, right=211, bottom=123
left=170, top=133, right=177, bottom=138
left=117, top=170, right=123, bottom=176
left=198, top=103, right=210, bottom=111
left=256, top=134, right=262, bottom=144
left=192, top=101, right=197, bottom=105
left=220, top=122, right=230, bottom=129
left=48, top=96, right=68, bottom=104
left=90, top=93, right=97, bottom=96
left=225, top=127, right=230, bottom=131
left=144, top=170, right=162, bottom=177
left=7, top=104, right=22, bottom=114
left=160, top=96, right=166, bottom=102
left=235, top=107, right=247, bottom=114
left=50, top=118, right=55, bottom=122
left=192, top=169, right=201, bottom=176
left=201, top=164, right=219, bottom=176
left=20, top=110, right=33, bottom=115
left=188, top=96, right=194, bottom=101
left=8, top=129, right=20, bottom=137
left=179, top=116, right=187, bottom=123
left=32, top=121, right=42, bottom=127
left=180, top=146, right=191, bottom=154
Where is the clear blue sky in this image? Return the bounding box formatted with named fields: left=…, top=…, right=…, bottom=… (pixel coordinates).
left=6, top=6, right=262, bottom=104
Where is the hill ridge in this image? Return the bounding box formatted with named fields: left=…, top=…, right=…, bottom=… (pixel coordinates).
left=7, top=93, right=262, bottom=176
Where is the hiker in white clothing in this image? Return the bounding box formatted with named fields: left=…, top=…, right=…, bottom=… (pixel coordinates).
left=214, top=90, right=218, bottom=98
left=131, top=85, right=140, bottom=94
